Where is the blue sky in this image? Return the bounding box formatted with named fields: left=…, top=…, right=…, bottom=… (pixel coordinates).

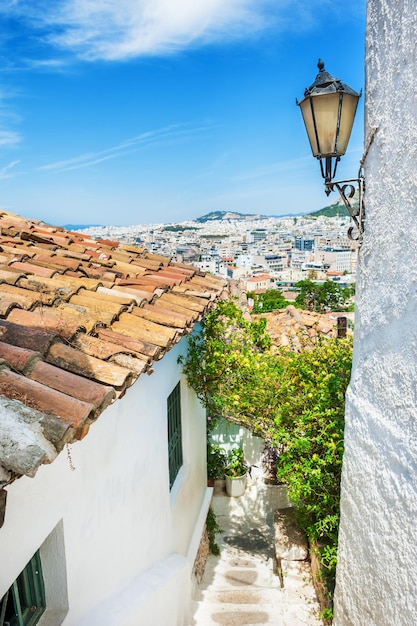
left=0, top=0, right=365, bottom=226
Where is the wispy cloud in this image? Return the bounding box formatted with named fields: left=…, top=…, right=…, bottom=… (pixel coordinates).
left=1, top=0, right=364, bottom=62
left=0, top=130, right=22, bottom=147
left=37, top=122, right=216, bottom=172
left=0, top=160, right=21, bottom=179
left=233, top=156, right=314, bottom=182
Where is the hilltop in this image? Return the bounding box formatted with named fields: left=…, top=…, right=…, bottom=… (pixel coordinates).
left=195, top=211, right=265, bottom=223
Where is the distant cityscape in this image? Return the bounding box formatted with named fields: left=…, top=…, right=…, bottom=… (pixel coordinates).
left=77, top=206, right=357, bottom=297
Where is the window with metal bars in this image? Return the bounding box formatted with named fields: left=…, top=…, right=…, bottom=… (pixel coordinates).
left=0, top=550, right=45, bottom=626
left=167, top=381, right=183, bottom=489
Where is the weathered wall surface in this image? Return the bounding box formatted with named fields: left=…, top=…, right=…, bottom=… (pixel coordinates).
left=0, top=339, right=209, bottom=626
left=334, top=2, right=417, bottom=624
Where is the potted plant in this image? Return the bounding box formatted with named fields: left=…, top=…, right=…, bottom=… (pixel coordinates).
left=207, top=443, right=227, bottom=486
left=225, top=448, right=248, bottom=497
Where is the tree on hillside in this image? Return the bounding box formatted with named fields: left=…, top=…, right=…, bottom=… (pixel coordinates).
left=248, top=289, right=288, bottom=313
left=295, top=279, right=353, bottom=313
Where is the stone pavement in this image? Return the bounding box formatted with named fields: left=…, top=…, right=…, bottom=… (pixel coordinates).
left=190, top=474, right=321, bottom=626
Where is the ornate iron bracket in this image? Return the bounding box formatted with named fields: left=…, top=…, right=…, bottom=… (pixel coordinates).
left=325, top=170, right=365, bottom=242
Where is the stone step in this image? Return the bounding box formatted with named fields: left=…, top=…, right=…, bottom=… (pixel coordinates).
left=191, top=600, right=321, bottom=625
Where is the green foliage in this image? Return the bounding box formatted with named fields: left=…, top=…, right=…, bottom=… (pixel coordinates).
left=207, top=443, right=227, bottom=480
left=294, top=279, right=354, bottom=313
left=273, top=337, right=352, bottom=591
left=251, top=289, right=288, bottom=313
left=307, top=202, right=351, bottom=218
left=320, top=608, right=335, bottom=622
left=225, top=448, right=248, bottom=478
left=206, top=507, right=222, bottom=555
left=181, top=298, right=353, bottom=601
left=179, top=299, right=277, bottom=437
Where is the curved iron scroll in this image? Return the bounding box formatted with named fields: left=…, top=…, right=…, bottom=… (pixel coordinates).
left=325, top=175, right=365, bottom=243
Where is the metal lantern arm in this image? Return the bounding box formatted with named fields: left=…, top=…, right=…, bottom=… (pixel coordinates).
left=325, top=167, right=365, bottom=242
left=320, top=156, right=341, bottom=190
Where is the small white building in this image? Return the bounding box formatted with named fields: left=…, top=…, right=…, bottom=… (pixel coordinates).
left=0, top=211, right=228, bottom=626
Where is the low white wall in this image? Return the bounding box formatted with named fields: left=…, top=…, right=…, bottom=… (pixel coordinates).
left=0, top=340, right=207, bottom=626
left=210, top=419, right=265, bottom=468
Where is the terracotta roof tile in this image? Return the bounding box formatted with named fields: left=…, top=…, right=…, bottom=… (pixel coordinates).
left=130, top=258, right=163, bottom=271
left=96, top=328, right=161, bottom=359
left=16, top=275, right=76, bottom=300
left=46, top=342, right=133, bottom=388
left=0, top=342, right=41, bottom=373
left=0, top=284, right=46, bottom=309
left=71, top=333, right=150, bottom=367
left=54, top=274, right=103, bottom=290
left=152, top=298, right=198, bottom=323
left=78, top=287, right=134, bottom=307
left=111, top=318, right=172, bottom=349
left=0, top=269, right=22, bottom=285
left=119, top=243, right=146, bottom=255
left=144, top=252, right=171, bottom=264
left=134, top=304, right=189, bottom=329
left=0, top=319, right=61, bottom=354
left=157, top=291, right=207, bottom=313
left=29, top=361, right=115, bottom=409
left=94, top=238, right=120, bottom=247
left=68, top=293, right=123, bottom=321
left=105, top=285, right=154, bottom=304
left=7, top=308, right=85, bottom=339
left=109, top=250, right=139, bottom=264
left=118, top=311, right=179, bottom=341
left=0, top=209, right=227, bottom=481
left=9, top=261, right=57, bottom=278
left=114, top=278, right=159, bottom=293
left=0, top=368, right=94, bottom=433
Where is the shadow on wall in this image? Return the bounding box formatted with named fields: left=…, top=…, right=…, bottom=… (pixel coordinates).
left=209, top=419, right=264, bottom=467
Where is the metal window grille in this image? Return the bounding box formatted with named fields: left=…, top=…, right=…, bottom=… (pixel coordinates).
left=167, top=382, right=183, bottom=489
left=0, top=550, right=46, bottom=626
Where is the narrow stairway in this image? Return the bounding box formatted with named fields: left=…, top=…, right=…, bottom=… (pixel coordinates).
left=191, top=477, right=321, bottom=626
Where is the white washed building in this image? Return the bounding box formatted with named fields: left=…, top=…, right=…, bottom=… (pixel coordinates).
left=334, top=2, right=417, bottom=624
left=0, top=212, right=227, bottom=626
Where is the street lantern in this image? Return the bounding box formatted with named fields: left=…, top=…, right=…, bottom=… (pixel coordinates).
left=297, top=59, right=365, bottom=242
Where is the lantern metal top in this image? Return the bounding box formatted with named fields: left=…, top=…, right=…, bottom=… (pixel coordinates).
left=300, top=59, right=361, bottom=101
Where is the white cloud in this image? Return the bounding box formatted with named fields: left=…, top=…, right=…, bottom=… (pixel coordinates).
left=37, top=122, right=216, bottom=172
left=233, top=156, right=314, bottom=182
left=0, top=160, right=21, bottom=179
left=2, top=0, right=363, bottom=62
left=0, top=130, right=21, bottom=147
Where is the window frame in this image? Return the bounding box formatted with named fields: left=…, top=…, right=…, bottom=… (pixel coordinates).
left=167, top=381, right=183, bottom=489
left=0, top=550, right=46, bottom=626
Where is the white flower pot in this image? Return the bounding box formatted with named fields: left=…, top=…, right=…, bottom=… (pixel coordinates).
left=225, top=473, right=247, bottom=497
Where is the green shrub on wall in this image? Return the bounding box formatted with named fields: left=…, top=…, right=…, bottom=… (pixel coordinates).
left=180, top=300, right=352, bottom=597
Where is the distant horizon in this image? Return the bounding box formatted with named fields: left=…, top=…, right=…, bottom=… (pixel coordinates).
left=0, top=1, right=365, bottom=226
left=60, top=205, right=345, bottom=230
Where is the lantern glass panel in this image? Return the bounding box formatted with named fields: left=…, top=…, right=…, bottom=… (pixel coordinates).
left=336, top=93, right=360, bottom=155
left=299, top=97, right=318, bottom=156
left=312, top=92, right=341, bottom=156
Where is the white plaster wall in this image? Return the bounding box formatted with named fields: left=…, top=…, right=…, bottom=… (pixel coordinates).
left=334, top=2, right=417, bottom=624
left=0, top=338, right=208, bottom=626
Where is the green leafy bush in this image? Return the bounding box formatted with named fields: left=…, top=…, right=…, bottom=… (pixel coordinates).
left=225, top=448, right=248, bottom=478
left=206, top=507, right=222, bottom=555
left=207, top=443, right=227, bottom=480
left=180, top=300, right=352, bottom=598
